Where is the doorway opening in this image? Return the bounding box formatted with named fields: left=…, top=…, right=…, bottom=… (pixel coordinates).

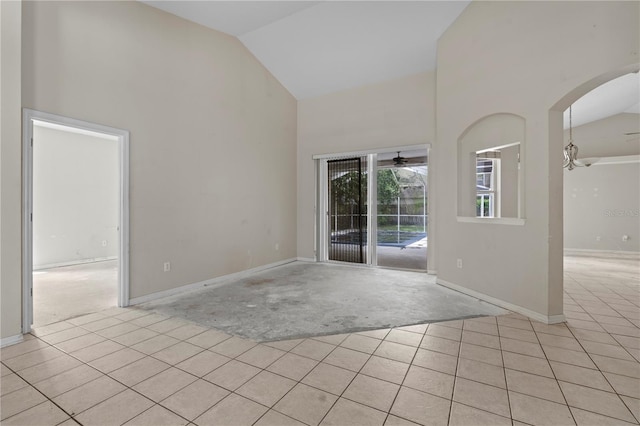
left=22, top=110, right=130, bottom=332
left=316, top=145, right=428, bottom=271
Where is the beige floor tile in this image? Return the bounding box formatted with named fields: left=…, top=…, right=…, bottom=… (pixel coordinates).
left=425, top=324, right=462, bottom=341
left=463, top=320, right=499, bottom=336
left=111, top=328, right=159, bottom=346
left=263, top=338, right=304, bottom=352
left=0, top=338, right=49, bottom=360
left=550, top=361, right=614, bottom=392
left=3, top=346, right=66, bottom=371
left=449, top=402, right=511, bottom=426
left=114, top=309, right=151, bottom=322
left=302, top=362, right=357, bottom=395
left=133, top=367, right=197, bottom=402
left=68, top=312, right=108, bottom=326
left=581, top=340, right=636, bottom=361
left=437, top=319, right=463, bottom=329
left=459, top=342, right=503, bottom=367
left=324, top=347, right=370, bottom=372
left=509, top=392, right=574, bottom=426
left=543, top=346, right=596, bottom=369
left=80, top=317, right=123, bottom=332
left=373, top=341, right=417, bottom=364
left=0, top=385, right=46, bottom=420
left=146, top=318, right=189, bottom=334
left=505, top=369, right=565, bottom=403
left=255, top=410, right=307, bottom=426
left=33, top=362, right=104, bottom=398
left=498, top=326, right=538, bottom=343
left=195, top=393, right=268, bottom=426
left=30, top=321, right=75, bottom=337
left=186, top=329, right=231, bottom=349
left=321, top=398, right=387, bottom=426
left=175, top=350, right=230, bottom=377
left=108, top=356, right=170, bottom=386
left=124, top=404, right=189, bottom=426
left=572, top=328, right=619, bottom=345
left=497, top=317, right=533, bottom=331
left=165, top=324, right=209, bottom=341
left=390, top=386, right=451, bottom=426
left=312, top=334, right=350, bottom=345
left=560, top=381, right=636, bottom=423
left=237, top=370, right=296, bottom=407
left=456, top=357, right=506, bottom=388
left=267, top=352, right=318, bottom=381
left=343, top=374, right=400, bottom=412
left=70, top=339, right=125, bottom=362
left=160, top=379, right=229, bottom=420
left=128, top=313, right=169, bottom=327
left=620, top=395, right=640, bottom=423
left=384, top=414, right=421, bottom=425
left=412, top=348, right=457, bottom=375
left=453, top=377, right=510, bottom=418
left=151, top=341, right=203, bottom=365
left=613, top=335, right=640, bottom=350
left=536, top=333, right=584, bottom=352
left=0, top=363, right=11, bottom=377
left=53, top=375, right=126, bottom=416
left=531, top=322, right=573, bottom=337
left=461, top=330, right=500, bottom=349
left=274, top=383, right=337, bottom=426
left=210, top=336, right=257, bottom=358
left=203, top=359, right=261, bottom=391
left=403, top=365, right=454, bottom=399
left=419, top=335, right=460, bottom=356
left=0, top=373, right=28, bottom=396
left=396, top=324, right=428, bottom=334
left=89, top=347, right=146, bottom=373
left=75, top=389, right=155, bottom=425
left=95, top=322, right=141, bottom=339
left=1, top=400, right=69, bottom=426
left=604, top=372, right=640, bottom=399
left=56, top=333, right=107, bottom=353
left=131, top=335, right=181, bottom=355
left=290, top=339, right=336, bottom=361
left=385, top=330, right=423, bottom=347
left=591, top=354, right=640, bottom=379
left=501, top=337, right=546, bottom=358
left=340, top=334, right=382, bottom=354
left=236, top=344, right=286, bottom=369
left=571, top=407, right=638, bottom=426
left=361, top=355, right=410, bottom=385
left=357, top=329, right=391, bottom=340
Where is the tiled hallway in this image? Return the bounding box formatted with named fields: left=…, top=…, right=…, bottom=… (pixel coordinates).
left=1, top=255, right=638, bottom=425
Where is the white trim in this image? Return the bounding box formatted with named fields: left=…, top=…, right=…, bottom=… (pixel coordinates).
left=436, top=278, right=566, bottom=325
left=129, top=258, right=297, bottom=305
left=588, top=155, right=640, bottom=166
left=22, top=109, right=130, bottom=334
left=427, top=269, right=437, bottom=275
left=456, top=216, right=526, bottom=226
left=0, top=334, right=24, bottom=348
left=296, top=257, right=316, bottom=262
left=34, top=257, right=118, bottom=271
left=33, top=120, right=119, bottom=141
left=564, top=248, right=639, bottom=258
left=312, top=143, right=431, bottom=160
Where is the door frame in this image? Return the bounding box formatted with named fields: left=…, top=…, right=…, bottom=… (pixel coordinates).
left=314, top=143, right=429, bottom=266
left=22, top=109, right=130, bottom=333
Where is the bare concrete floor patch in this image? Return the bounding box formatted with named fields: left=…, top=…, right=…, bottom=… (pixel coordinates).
left=139, top=262, right=507, bottom=342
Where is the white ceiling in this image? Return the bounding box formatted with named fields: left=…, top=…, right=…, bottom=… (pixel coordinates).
left=142, top=1, right=638, bottom=126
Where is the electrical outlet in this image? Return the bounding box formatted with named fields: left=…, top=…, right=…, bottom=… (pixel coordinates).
left=101, top=240, right=107, bottom=247
left=596, top=236, right=601, bottom=241
left=163, top=262, right=171, bottom=272
left=457, top=259, right=463, bottom=269
left=622, top=235, right=629, bottom=242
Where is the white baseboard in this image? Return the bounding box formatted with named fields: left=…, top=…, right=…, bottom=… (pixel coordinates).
left=564, top=249, right=639, bottom=258
left=296, top=257, right=316, bottom=262
left=34, top=256, right=118, bottom=271
left=129, top=258, right=298, bottom=305
left=1, top=334, right=24, bottom=348
left=436, top=278, right=566, bottom=325
left=427, top=269, right=437, bottom=275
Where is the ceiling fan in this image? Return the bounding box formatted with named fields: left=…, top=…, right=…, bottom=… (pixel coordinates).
left=393, top=151, right=408, bottom=167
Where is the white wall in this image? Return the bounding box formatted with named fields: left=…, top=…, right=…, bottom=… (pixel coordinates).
left=20, top=0, right=297, bottom=307
left=435, top=1, right=639, bottom=321
left=0, top=0, right=23, bottom=341
left=564, top=162, right=640, bottom=252
left=297, top=72, right=435, bottom=260
left=33, top=125, right=119, bottom=268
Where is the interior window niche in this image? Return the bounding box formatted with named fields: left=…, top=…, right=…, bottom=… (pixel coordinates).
left=457, top=114, right=525, bottom=222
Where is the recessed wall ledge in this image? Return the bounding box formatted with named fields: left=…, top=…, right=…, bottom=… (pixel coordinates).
left=457, top=216, right=526, bottom=226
